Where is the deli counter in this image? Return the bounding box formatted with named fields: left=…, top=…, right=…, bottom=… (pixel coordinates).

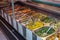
left=0, top=1, right=60, bottom=40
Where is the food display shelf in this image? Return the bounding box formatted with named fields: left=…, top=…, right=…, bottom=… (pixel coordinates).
left=21, top=1, right=60, bottom=15
left=29, top=0, right=60, bottom=7
left=0, top=1, right=60, bottom=40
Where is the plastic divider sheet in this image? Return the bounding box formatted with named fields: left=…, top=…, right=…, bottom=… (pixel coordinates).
left=6, top=14, right=9, bottom=22
left=8, top=15, right=12, bottom=25
left=22, top=26, right=26, bottom=38
left=1, top=10, right=4, bottom=18
left=18, top=23, right=23, bottom=36
left=12, top=18, right=17, bottom=30
left=4, top=13, right=8, bottom=21
left=26, top=28, right=32, bottom=40
left=2, top=13, right=5, bottom=19
left=32, top=33, right=37, bottom=40
left=0, top=10, right=2, bottom=15
left=37, top=36, right=42, bottom=40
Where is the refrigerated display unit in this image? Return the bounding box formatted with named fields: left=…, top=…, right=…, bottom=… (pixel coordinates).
left=1, top=1, right=60, bottom=40
left=0, top=16, right=25, bottom=40
left=25, top=0, right=60, bottom=14
left=27, top=0, right=60, bottom=7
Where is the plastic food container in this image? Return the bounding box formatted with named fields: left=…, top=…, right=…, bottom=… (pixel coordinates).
left=46, top=33, right=56, bottom=40
left=34, top=27, right=55, bottom=40
left=41, top=17, right=55, bottom=23
left=58, top=33, right=60, bottom=40
left=53, top=22, right=60, bottom=30
left=26, top=21, right=44, bottom=31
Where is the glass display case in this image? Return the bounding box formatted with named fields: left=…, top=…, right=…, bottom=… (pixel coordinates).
left=28, top=0, right=60, bottom=7
left=26, top=0, right=60, bottom=14
left=1, top=1, right=60, bottom=40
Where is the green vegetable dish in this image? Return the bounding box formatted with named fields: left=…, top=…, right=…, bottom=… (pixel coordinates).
left=35, top=27, right=55, bottom=37
left=41, top=17, right=55, bottom=23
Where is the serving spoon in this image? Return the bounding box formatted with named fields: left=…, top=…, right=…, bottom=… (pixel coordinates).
left=43, top=23, right=54, bottom=36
